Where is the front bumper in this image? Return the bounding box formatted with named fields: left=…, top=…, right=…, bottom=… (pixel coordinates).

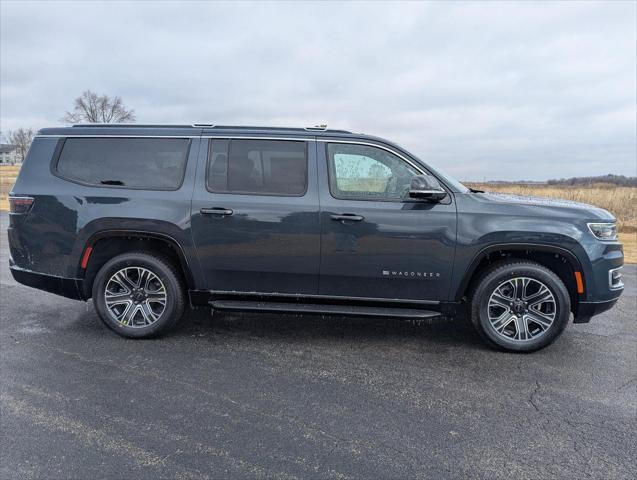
left=573, top=298, right=619, bottom=323
left=573, top=240, right=623, bottom=323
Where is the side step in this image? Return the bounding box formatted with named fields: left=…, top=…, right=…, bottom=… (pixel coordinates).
left=210, top=300, right=441, bottom=319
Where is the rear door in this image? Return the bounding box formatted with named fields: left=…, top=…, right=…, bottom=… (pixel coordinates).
left=191, top=136, right=321, bottom=294
left=317, top=140, right=457, bottom=301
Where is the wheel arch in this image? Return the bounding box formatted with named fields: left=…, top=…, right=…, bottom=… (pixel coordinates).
left=455, top=243, right=585, bottom=310
left=79, top=230, right=196, bottom=299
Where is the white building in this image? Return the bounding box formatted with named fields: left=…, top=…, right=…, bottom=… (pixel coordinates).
left=0, top=144, right=20, bottom=164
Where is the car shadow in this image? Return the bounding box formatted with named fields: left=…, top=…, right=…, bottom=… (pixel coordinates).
left=171, top=306, right=488, bottom=351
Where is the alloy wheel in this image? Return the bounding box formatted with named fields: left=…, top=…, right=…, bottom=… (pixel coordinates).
left=104, top=267, right=167, bottom=327
left=487, top=277, right=557, bottom=342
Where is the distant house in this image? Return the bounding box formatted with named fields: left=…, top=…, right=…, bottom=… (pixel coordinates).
left=0, top=144, right=20, bottom=164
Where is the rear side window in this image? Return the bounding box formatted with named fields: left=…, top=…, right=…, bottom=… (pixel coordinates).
left=56, top=138, right=190, bottom=190
left=207, top=139, right=307, bottom=196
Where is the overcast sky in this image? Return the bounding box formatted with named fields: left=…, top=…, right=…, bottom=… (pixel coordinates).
left=1, top=1, right=635, bottom=181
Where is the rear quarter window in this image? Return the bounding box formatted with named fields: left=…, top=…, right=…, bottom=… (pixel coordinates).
left=55, top=137, right=190, bottom=190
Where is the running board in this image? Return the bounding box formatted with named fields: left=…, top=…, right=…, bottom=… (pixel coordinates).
left=210, top=300, right=441, bottom=319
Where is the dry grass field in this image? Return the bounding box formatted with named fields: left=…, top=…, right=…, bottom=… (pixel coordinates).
left=0, top=165, right=20, bottom=212
left=1, top=165, right=634, bottom=262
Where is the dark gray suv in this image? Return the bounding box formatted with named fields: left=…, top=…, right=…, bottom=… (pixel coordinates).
left=8, top=124, right=624, bottom=351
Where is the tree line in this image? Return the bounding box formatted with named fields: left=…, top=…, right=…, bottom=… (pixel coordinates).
left=3, top=90, right=135, bottom=162
left=547, top=174, right=637, bottom=187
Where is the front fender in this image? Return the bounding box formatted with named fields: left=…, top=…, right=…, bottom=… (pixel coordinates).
left=451, top=239, right=588, bottom=302
left=450, top=194, right=603, bottom=302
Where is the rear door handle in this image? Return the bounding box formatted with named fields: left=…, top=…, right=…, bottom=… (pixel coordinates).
left=201, top=207, right=234, bottom=216
left=330, top=214, right=364, bottom=222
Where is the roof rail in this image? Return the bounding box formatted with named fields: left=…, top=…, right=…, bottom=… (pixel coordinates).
left=71, top=123, right=354, bottom=134
left=199, top=125, right=353, bottom=134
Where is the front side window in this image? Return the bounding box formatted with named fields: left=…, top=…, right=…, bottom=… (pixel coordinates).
left=56, top=137, right=190, bottom=190
left=207, top=139, right=307, bottom=196
left=327, top=143, right=419, bottom=201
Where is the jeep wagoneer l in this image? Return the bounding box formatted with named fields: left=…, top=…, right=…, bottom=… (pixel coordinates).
left=8, top=124, right=624, bottom=351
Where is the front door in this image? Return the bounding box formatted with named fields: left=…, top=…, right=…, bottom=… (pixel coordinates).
left=317, top=141, right=457, bottom=301
left=191, top=137, right=321, bottom=294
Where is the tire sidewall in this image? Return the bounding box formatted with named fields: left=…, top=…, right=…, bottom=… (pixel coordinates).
left=474, top=263, right=570, bottom=352
left=93, top=253, right=182, bottom=338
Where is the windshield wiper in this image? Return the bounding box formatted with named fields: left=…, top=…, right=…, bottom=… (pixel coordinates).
left=100, top=180, right=125, bottom=186
left=469, top=187, right=484, bottom=193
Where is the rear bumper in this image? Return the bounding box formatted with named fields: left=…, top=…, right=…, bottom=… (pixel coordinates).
left=9, top=263, right=85, bottom=301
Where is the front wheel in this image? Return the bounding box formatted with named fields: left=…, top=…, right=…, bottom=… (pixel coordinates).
left=469, top=261, right=571, bottom=352
left=92, top=252, right=186, bottom=338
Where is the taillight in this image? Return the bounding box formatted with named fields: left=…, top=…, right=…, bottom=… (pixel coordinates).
left=9, top=196, right=34, bottom=214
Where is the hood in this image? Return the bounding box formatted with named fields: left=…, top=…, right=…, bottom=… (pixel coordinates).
left=473, top=192, right=615, bottom=221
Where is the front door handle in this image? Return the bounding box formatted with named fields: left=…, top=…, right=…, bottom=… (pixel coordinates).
left=330, top=213, right=364, bottom=222
left=201, top=207, right=234, bottom=216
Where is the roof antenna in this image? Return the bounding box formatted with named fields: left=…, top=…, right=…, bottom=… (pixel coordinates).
left=305, top=123, right=328, bottom=131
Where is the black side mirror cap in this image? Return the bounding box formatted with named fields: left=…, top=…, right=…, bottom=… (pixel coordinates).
left=408, top=175, right=448, bottom=202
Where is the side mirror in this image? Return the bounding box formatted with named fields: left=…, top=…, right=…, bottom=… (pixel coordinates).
left=409, top=175, right=447, bottom=201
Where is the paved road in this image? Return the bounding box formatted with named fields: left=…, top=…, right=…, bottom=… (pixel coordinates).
left=1, top=213, right=635, bottom=479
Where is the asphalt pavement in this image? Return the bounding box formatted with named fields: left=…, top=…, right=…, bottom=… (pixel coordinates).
left=1, top=212, right=635, bottom=479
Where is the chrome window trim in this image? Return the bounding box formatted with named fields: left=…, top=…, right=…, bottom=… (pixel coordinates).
left=36, top=135, right=200, bottom=139
left=316, top=138, right=427, bottom=175
left=203, top=136, right=312, bottom=142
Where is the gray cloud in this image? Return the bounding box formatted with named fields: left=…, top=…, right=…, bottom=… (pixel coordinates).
left=1, top=0, right=635, bottom=180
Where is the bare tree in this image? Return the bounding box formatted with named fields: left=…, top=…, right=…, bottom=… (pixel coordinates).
left=6, top=127, right=36, bottom=162
left=63, top=90, right=136, bottom=124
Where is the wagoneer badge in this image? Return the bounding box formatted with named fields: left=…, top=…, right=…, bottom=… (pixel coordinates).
left=382, top=270, right=441, bottom=278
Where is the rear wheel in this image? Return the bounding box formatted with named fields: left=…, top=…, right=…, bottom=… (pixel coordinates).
left=469, top=260, right=571, bottom=352
left=92, top=252, right=185, bottom=338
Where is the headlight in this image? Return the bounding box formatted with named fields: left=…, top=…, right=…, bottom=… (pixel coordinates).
left=587, top=222, right=618, bottom=241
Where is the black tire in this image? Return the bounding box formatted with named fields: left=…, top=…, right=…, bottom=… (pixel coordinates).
left=92, top=252, right=186, bottom=338
left=469, top=260, right=570, bottom=352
